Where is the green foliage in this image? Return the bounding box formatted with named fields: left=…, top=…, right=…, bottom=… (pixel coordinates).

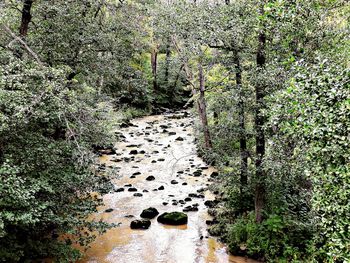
left=1, top=1, right=149, bottom=260
left=0, top=51, right=114, bottom=261
left=228, top=212, right=314, bottom=262
left=0, top=0, right=349, bottom=262
left=185, top=0, right=349, bottom=262
left=270, top=60, right=350, bottom=262
left=116, top=106, right=150, bottom=123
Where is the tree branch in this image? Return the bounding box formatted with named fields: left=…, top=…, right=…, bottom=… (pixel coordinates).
left=171, top=36, right=197, bottom=90
left=2, top=24, right=43, bottom=66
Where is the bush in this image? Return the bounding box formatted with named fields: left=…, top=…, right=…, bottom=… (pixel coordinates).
left=0, top=55, right=114, bottom=262
left=228, top=212, right=314, bottom=262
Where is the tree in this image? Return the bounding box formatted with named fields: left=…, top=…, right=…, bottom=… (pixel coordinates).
left=254, top=0, right=267, bottom=224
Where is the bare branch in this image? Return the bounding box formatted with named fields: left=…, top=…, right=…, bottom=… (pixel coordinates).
left=2, top=24, right=43, bottom=66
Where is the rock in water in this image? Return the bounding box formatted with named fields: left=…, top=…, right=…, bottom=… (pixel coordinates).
left=157, top=212, right=188, bottom=225
left=140, top=207, right=159, bottom=219
left=130, top=219, right=151, bottom=230
left=204, top=200, right=217, bottom=208
left=210, top=171, right=219, bottom=178
left=146, top=176, right=155, bottom=181
left=183, top=206, right=198, bottom=212
left=193, top=170, right=202, bottom=177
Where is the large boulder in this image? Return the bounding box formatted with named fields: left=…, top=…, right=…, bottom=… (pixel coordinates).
left=157, top=212, right=188, bottom=225
left=140, top=207, right=159, bottom=219
left=130, top=219, right=151, bottom=229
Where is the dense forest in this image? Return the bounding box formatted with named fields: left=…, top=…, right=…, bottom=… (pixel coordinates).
left=0, top=0, right=349, bottom=262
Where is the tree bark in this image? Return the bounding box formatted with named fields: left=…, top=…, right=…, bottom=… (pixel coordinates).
left=20, top=0, right=33, bottom=37
left=0, top=143, right=3, bottom=165
left=213, top=111, right=219, bottom=125
left=151, top=47, right=158, bottom=91
left=198, top=63, right=212, bottom=149
left=254, top=26, right=266, bottom=223
left=165, top=38, right=171, bottom=86
left=172, top=64, right=184, bottom=90
left=234, top=51, right=248, bottom=189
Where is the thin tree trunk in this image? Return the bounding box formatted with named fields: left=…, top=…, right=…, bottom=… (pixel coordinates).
left=20, top=0, right=33, bottom=37
left=151, top=47, right=158, bottom=91
left=0, top=143, right=3, bottom=165
left=254, top=23, right=266, bottom=223
left=172, top=64, right=184, bottom=90
left=198, top=63, right=212, bottom=149
left=234, top=51, right=248, bottom=189
left=213, top=111, right=219, bottom=125
left=165, top=37, right=171, bottom=86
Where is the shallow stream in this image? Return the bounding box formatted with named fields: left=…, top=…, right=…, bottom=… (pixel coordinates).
left=79, top=112, right=258, bottom=263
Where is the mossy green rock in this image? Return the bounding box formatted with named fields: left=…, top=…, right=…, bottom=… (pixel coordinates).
left=157, top=212, right=188, bottom=225
left=140, top=207, right=159, bottom=219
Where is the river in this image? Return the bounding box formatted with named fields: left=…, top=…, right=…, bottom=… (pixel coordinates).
left=79, top=111, right=258, bottom=263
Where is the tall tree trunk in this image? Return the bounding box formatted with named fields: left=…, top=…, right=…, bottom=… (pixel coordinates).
left=16, top=0, right=33, bottom=59
left=234, top=51, right=248, bottom=189
left=213, top=111, right=219, bottom=125
left=172, top=64, right=184, bottom=90
left=164, top=37, right=172, bottom=100
left=165, top=38, right=171, bottom=86
left=198, top=63, right=212, bottom=149
left=151, top=47, right=158, bottom=91
left=20, top=0, right=33, bottom=37
left=254, top=25, right=266, bottom=223
left=0, top=143, right=3, bottom=165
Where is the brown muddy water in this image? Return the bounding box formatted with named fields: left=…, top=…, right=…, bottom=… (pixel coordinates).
left=79, top=111, right=258, bottom=263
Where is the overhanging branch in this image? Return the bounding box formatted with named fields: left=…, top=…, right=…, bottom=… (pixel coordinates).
left=2, top=24, right=43, bottom=66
